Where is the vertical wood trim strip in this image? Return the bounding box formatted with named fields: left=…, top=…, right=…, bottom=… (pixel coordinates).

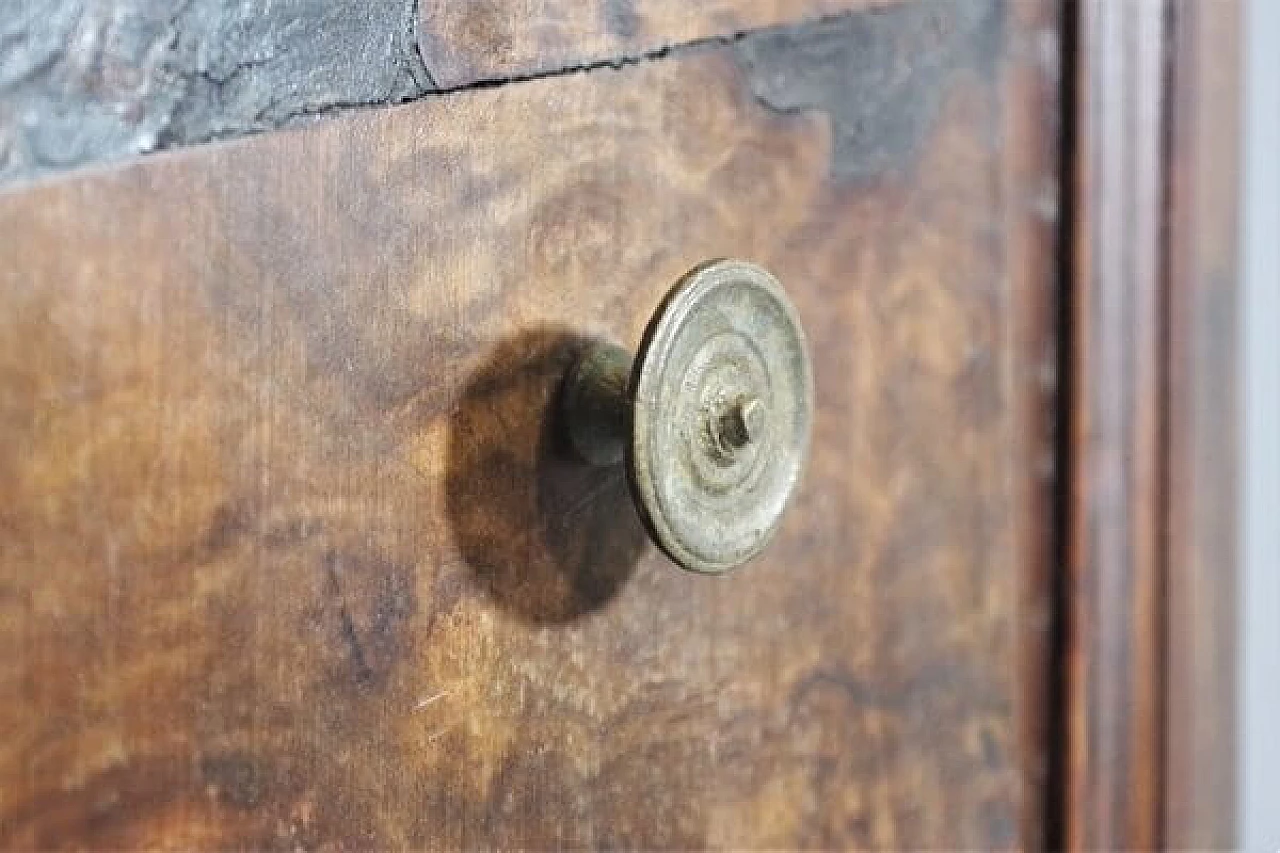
left=1164, top=0, right=1241, bottom=845
left=1066, top=0, right=1242, bottom=845
left=1066, top=1, right=1169, bottom=848
left=1002, top=3, right=1067, bottom=849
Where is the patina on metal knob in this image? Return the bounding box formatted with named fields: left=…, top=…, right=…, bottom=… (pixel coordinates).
left=561, top=259, right=814, bottom=574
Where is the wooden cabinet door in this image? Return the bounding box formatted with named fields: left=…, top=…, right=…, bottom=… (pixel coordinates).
left=0, top=2, right=1061, bottom=848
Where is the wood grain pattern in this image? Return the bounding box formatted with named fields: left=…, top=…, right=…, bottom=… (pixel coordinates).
left=1164, top=0, right=1240, bottom=845
left=0, top=4, right=1060, bottom=848
left=418, top=0, right=891, bottom=87
left=1065, top=2, right=1168, bottom=848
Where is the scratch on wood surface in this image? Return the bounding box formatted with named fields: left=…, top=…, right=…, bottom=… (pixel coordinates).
left=412, top=689, right=453, bottom=712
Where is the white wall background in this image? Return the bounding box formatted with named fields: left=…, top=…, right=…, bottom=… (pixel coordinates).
left=1240, top=0, right=1279, bottom=848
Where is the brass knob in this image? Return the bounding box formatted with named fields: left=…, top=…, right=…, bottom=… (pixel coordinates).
left=561, top=259, right=814, bottom=574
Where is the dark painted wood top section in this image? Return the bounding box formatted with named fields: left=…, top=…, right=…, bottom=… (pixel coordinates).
left=0, top=3, right=1061, bottom=848
left=0, top=0, right=887, bottom=187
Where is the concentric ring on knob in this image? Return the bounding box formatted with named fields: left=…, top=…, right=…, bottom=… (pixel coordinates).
left=628, top=259, right=813, bottom=574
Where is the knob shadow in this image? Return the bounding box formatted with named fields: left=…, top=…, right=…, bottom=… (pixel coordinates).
left=445, top=329, right=648, bottom=624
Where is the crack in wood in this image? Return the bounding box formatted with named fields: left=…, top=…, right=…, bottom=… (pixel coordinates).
left=0, top=5, right=866, bottom=188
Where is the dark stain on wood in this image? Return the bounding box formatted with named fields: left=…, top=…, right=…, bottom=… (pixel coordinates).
left=199, top=752, right=268, bottom=809
left=734, top=0, right=1003, bottom=181
left=320, top=550, right=417, bottom=689
left=602, top=0, right=642, bottom=39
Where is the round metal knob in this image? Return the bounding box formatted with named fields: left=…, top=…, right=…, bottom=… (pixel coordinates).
left=561, top=259, right=813, bottom=574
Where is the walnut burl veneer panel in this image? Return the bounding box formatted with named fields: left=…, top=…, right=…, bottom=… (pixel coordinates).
left=0, top=3, right=1059, bottom=848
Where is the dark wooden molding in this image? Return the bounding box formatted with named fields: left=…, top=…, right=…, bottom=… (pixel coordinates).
left=1064, top=0, right=1240, bottom=848
left=1163, top=0, right=1240, bottom=846
left=1066, top=1, right=1168, bottom=847
left=1002, top=1, right=1068, bottom=848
